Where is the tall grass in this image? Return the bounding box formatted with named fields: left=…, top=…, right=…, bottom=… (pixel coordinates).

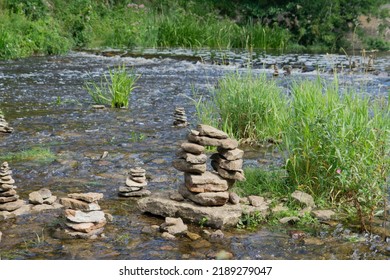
left=85, top=65, right=140, bottom=108
left=197, top=73, right=389, bottom=229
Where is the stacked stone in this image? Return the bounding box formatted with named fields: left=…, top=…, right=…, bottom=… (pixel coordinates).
left=0, top=113, right=13, bottom=133
left=118, top=167, right=151, bottom=197
left=0, top=162, right=24, bottom=213
left=61, top=192, right=106, bottom=239
left=173, top=124, right=245, bottom=206
left=29, top=188, right=61, bottom=212
left=173, top=107, right=188, bottom=127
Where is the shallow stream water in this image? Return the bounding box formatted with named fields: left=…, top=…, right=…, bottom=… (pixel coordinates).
left=0, top=49, right=389, bottom=260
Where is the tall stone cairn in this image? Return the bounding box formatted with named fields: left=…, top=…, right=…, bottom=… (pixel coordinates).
left=173, top=124, right=245, bottom=206
left=173, top=107, right=188, bottom=127
left=60, top=192, right=106, bottom=239
left=118, top=167, right=151, bottom=197
left=0, top=162, right=24, bottom=213
left=0, top=113, right=13, bottom=133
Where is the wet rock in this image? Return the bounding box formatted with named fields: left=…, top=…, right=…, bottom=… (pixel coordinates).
left=118, top=167, right=150, bottom=197
left=173, top=107, right=188, bottom=127
left=65, top=209, right=106, bottom=223
left=288, top=230, right=306, bottom=239
left=209, top=250, right=234, bottom=260
left=161, top=232, right=176, bottom=240
left=160, top=217, right=188, bottom=235
left=312, top=209, right=336, bottom=221
left=186, top=231, right=201, bottom=241
left=65, top=220, right=106, bottom=233
left=291, top=190, right=316, bottom=207
left=304, top=237, right=325, bottom=246
left=118, top=189, right=151, bottom=197
left=190, top=239, right=212, bottom=249
left=210, top=229, right=224, bottom=239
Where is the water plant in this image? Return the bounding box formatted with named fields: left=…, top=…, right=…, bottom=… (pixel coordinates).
left=84, top=65, right=140, bottom=108
left=0, top=147, right=56, bottom=164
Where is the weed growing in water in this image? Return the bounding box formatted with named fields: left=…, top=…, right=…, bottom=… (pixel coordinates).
left=0, top=147, right=56, bottom=164
left=129, top=131, right=146, bottom=142
left=85, top=65, right=140, bottom=108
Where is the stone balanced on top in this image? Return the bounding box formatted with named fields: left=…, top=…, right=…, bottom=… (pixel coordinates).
left=173, top=107, right=188, bottom=127
left=173, top=124, right=245, bottom=206
left=0, top=162, right=25, bottom=213
left=118, top=167, right=151, bottom=197
left=60, top=192, right=106, bottom=239
left=0, top=113, right=13, bottom=133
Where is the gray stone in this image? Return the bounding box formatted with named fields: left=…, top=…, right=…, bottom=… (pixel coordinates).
left=38, top=188, right=52, bottom=199
left=119, top=186, right=143, bottom=193
left=68, top=192, right=103, bottom=203
left=65, top=209, right=106, bottom=223
left=211, top=154, right=243, bottom=171
left=169, top=192, right=185, bottom=202
left=60, top=197, right=101, bottom=211
left=279, top=216, right=300, bottom=224
left=0, top=199, right=25, bottom=211
left=176, top=150, right=207, bottom=164
left=172, top=159, right=206, bottom=174
left=272, top=203, right=289, bottom=213
left=0, top=178, right=15, bottom=184
left=129, top=167, right=146, bottom=176
left=229, top=192, right=240, bottom=205
left=180, top=142, right=205, bottom=155
left=248, top=196, right=265, bottom=207
left=31, top=204, right=56, bottom=212
left=291, top=190, right=316, bottom=207
left=179, top=185, right=229, bottom=206
left=210, top=229, right=225, bottom=239
left=64, top=227, right=104, bottom=239
left=161, top=232, right=176, bottom=240
left=66, top=220, right=106, bottom=233
left=118, top=189, right=151, bottom=197
left=138, top=191, right=243, bottom=229
left=29, top=191, right=44, bottom=204
left=312, top=209, right=336, bottom=221
left=129, top=175, right=147, bottom=183
left=0, top=184, right=16, bottom=191
left=0, top=189, right=17, bottom=197
left=43, top=195, right=57, bottom=205
left=125, top=178, right=147, bottom=187
left=187, top=134, right=238, bottom=150
left=214, top=164, right=245, bottom=181
left=160, top=217, right=188, bottom=235
left=0, top=231, right=2, bottom=243
left=0, top=195, right=18, bottom=203
left=185, top=171, right=227, bottom=186
left=186, top=182, right=228, bottom=193
left=197, top=124, right=228, bottom=139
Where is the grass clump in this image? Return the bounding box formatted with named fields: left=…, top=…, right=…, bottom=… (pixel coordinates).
left=0, top=147, right=56, bottom=164
left=85, top=65, right=140, bottom=108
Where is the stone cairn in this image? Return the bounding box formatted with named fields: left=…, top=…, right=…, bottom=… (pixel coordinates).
left=29, top=188, right=61, bottom=211
left=60, top=192, right=106, bottom=239
left=173, top=124, right=245, bottom=206
left=0, top=162, right=25, bottom=214
left=118, top=167, right=151, bottom=197
left=0, top=113, right=13, bottom=133
left=173, top=107, right=188, bottom=127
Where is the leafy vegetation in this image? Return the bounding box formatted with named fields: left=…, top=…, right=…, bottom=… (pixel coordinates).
left=84, top=64, right=140, bottom=108
left=0, top=147, right=56, bottom=163
left=200, top=73, right=389, bottom=230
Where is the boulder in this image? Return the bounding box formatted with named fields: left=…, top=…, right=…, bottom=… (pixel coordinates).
left=291, top=190, right=316, bottom=208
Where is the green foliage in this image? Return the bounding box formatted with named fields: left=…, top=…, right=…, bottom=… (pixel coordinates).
left=237, top=211, right=265, bottom=230
left=0, top=147, right=56, bottom=163
left=85, top=64, right=140, bottom=108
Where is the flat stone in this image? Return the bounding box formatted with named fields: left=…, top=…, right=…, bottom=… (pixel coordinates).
left=29, top=191, right=44, bottom=204
left=0, top=199, right=25, bottom=211
left=176, top=150, right=207, bottom=164
left=65, top=209, right=106, bottom=223
left=169, top=192, right=185, bottom=202
left=129, top=175, right=146, bottom=183
left=31, top=204, right=56, bottom=212
left=161, top=232, right=176, bottom=240
left=186, top=182, right=228, bottom=193
left=92, top=105, right=106, bottom=109
left=172, top=159, right=206, bottom=174
left=126, top=178, right=147, bottom=187
left=312, top=209, right=336, bottom=221
left=0, top=178, right=15, bottom=184
left=43, top=195, right=57, bottom=205
left=279, top=216, right=300, bottom=224
left=119, top=186, right=143, bottom=193
left=12, top=204, right=32, bottom=216
left=138, top=191, right=243, bottom=229
left=118, top=189, right=151, bottom=197
left=0, top=184, right=16, bottom=191
left=180, top=142, right=205, bottom=154
left=197, top=124, right=228, bottom=139
left=66, top=220, right=106, bottom=233
left=0, top=195, right=18, bottom=203
left=160, top=217, right=188, bottom=235
left=68, top=192, right=103, bottom=203
left=291, top=190, right=316, bottom=207
left=272, top=203, right=289, bottom=213
left=60, top=197, right=101, bottom=211
left=179, top=185, right=229, bottom=206
left=130, top=167, right=146, bottom=175
left=211, top=154, right=243, bottom=171
left=248, top=196, right=265, bottom=207
left=0, top=189, right=17, bottom=197
left=185, top=171, right=227, bottom=186
left=214, top=164, right=245, bottom=181
left=188, top=134, right=238, bottom=150
left=186, top=231, right=201, bottom=241
left=64, top=227, right=104, bottom=239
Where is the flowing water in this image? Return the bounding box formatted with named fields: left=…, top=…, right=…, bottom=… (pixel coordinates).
left=0, top=49, right=389, bottom=260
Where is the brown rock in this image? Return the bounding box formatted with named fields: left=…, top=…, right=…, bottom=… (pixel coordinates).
left=126, top=178, right=147, bottom=187
left=0, top=189, right=17, bottom=197
left=118, top=189, right=151, bottom=197
left=64, top=227, right=104, bottom=239
left=29, top=191, right=44, bottom=204
left=180, top=142, right=205, bottom=155
left=0, top=195, right=18, bottom=203
left=179, top=185, right=229, bottom=206
left=119, top=186, right=143, bottom=193
left=0, top=199, right=25, bottom=211
left=64, top=209, right=106, bottom=223
left=187, top=134, right=238, bottom=150
left=43, top=195, right=57, bottom=205
left=197, top=124, right=228, bottom=139
left=186, top=183, right=228, bottom=193
left=215, top=164, right=245, bottom=181
left=229, top=192, right=240, bottom=205
left=211, top=154, right=243, bottom=171
left=172, top=159, right=206, bottom=174
left=66, top=220, right=106, bottom=233
left=0, top=184, right=16, bottom=191
left=38, top=188, right=52, bottom=199
left=176, top=150, right=207, bottom=164
left=68, top=192, right=103, bottom=203
left=185, top=171, right=227, bottom=186
left=248, top=196, right=265, bottom=207
left=60, top=197, right=101, bottom=211
left=291, top=190, right=316, bottom=208
left=160, top=217, right=188, bottom=235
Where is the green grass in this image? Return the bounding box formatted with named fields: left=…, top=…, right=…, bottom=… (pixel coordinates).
left=0, top=147, right=56, bottom=163
left=85, top=65, right=140, bottom=108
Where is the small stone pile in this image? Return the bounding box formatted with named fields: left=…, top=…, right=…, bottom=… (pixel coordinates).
left=173, top=107, right=188, bottom=127
left=118, top=167, right=151, bottom=197
left=173, top=124, right=245, bottom=206
left=0, top=162, right=24, bottom=213
left=366, top=55, right=375, bottom=72
left=29, top=188, right=61, bottom=212
left=273, top=65, right=279, bottom=77
left=0, top=113, right=13, bottom=133
left=61, top=192, right=106, bottom=239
